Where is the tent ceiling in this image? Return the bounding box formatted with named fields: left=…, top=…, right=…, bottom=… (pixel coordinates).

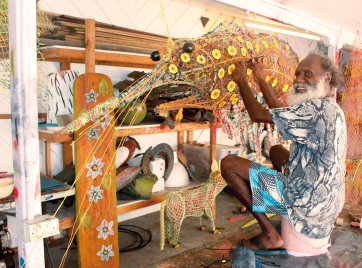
left=271, top=0, right=362, bottom=36
left=215, top=0, right=361, bottom=47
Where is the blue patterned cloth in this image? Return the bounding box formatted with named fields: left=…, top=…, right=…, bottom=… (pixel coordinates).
left=249, top=162, right=288, bottom=215
left=269, top=97, right=347, bottom=239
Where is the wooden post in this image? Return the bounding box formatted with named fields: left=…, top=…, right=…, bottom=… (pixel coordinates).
left=85, top=19, right=96, bottom=73
left=186, top=130, right=193, bottom=144
left=8, top=1, right=45, bottom=267
left=177, top=131, right=185, bottom=150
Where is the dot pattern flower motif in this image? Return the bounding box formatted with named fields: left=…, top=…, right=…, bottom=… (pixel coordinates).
left=227, top=81, right=236, bottom=92
left=227, top=45, right=237, bottom=56
left=180, top=53, right=190, bottom=63
left=86, top=157, right=105, bottom=179
left=246, top=41, right=253, bottom=50
left=97, top=245, right=114, bottom=261
left=197, top=55, right=206, bottom=64
left=169, top=64, right=178, bottom=74
left=96, top=219, right=114, bottom=240
left=218, top=68, right=225, bottom=79
left=210, top=89, right=221, bottom=100
left=85, top=89, right=99, bottom=103
left=88, top=185, right=103, bottom=203
left=212, top=49, right=221, bottom=60
left=86, top=127, right=100, bottom=140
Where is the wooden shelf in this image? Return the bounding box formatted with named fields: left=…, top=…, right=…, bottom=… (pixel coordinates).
left=40, top=46, right=156, bottom=69
left=39, top=121, right=218, bottom=142
left=0, top=184, right=75, bottom=212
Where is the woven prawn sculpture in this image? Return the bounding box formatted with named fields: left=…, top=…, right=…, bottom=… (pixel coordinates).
left=159, top=160, right=227, bottom=250
left=63, top=22, right=299, bottom=134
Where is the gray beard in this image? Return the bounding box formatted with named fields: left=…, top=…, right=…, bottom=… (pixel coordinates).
left=287, top=78, right=329, bottom=106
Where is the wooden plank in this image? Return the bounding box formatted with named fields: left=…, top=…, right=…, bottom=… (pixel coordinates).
left=186, top=130, right=193, bottom=144
left=38, top=129, right=73, bottom=143
left=115, top=122, right=218, bottom=136
left=85, top=19, right=95, bottom=73
left=38, top=122, right=221, bottom=143
left=59, top=216, right=75, bottom=231
left=117, top=194, right=167, bottom=214
left=74, top=74, right=119, bottom=266
left=40, top=47, right=156, bottom=68
left=45, top=142, right=51, bottom=177
left=63, top=141, right=73, bottom=168
left=39, top=38, right=157, bottom=54
left=177, top=131, right=185, bottom=150
left=0, top=113, right=47, bottom=120
left=0, top=183, right=75, bottom=212
left=60, top=61, right=70, bottom=70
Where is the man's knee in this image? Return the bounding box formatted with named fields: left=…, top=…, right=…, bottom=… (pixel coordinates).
left=220, top=155, right=238, bottom=178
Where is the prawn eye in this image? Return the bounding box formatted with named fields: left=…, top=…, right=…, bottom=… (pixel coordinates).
left=183, top=42, right=195, bottom=53
left=150, top=51, right=161, bottom=61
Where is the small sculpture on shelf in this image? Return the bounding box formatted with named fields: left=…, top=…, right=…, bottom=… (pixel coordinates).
left=160, top=160, right=227, bottom=250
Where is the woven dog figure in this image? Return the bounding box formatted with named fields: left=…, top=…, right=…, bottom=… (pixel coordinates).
left=160, top=160, right=227, bottom=250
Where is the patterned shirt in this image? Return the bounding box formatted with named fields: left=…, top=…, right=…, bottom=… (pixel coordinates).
left=270, top=97, right=347, bottom=239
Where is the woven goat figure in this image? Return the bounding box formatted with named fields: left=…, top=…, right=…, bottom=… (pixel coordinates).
left=160, top=160, right=227, bottom=250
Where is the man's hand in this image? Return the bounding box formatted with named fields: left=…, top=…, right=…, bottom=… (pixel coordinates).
left=231, top=61, right=248, bottom=85
left=247, top=58, right=265, bottom=84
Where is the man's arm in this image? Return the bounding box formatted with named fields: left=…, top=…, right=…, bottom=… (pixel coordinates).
left=248, top=60, right=284, bottom=109
left=232, top=61, right=273, bottom=123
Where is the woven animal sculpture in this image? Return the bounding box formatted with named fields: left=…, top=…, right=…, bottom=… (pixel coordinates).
left=63, top=22, right=299, bottom=133
left=159, top=160, right=227, bottom=250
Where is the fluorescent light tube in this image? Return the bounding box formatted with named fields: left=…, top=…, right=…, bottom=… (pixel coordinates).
left=245, top=22, right=321, bottom=41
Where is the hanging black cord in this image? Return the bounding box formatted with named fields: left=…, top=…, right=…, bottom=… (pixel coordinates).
left=118, top=224, right=152, bottom=253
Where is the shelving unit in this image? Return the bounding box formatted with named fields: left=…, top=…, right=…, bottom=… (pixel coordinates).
left=39, top=18, right=220, bottom=237
left=39, top=121, right=219, bottom=229
left=39, top=121, right=219, bottom=177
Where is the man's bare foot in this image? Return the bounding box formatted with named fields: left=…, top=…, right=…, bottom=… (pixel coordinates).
left=240, top=233, right=284, bottom=250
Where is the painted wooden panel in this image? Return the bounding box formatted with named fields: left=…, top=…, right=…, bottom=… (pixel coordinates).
left=74, top=74, right=119, bottom=267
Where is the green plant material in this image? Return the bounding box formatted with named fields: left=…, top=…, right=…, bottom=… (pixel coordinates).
left=120, top=173, right=158, bottom=199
